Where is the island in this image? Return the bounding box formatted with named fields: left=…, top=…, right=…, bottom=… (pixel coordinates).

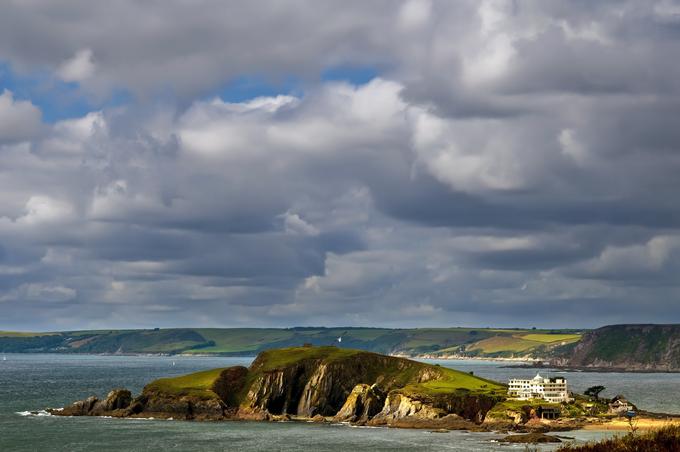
left=49, top=345, right=679, bottom=440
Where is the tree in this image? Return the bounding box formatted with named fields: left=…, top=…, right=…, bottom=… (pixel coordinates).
left=626, top=411, right=639, bottom=436
left=585, top=385, right=606, bottom=400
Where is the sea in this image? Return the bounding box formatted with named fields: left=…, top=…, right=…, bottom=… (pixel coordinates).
left=2, top=354, right=678, bottom=451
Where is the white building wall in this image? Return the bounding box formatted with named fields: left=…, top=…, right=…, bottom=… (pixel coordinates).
left=508, top=374, right=571, bottom=403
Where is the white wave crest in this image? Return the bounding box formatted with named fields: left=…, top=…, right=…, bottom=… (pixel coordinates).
left=16, top=410, right=52, bottom=417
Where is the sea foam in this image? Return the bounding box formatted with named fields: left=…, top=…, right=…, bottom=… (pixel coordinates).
left=16, top=410, right=52, bottom=417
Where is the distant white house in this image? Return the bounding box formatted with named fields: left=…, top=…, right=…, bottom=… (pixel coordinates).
left=508, top=373, right=572, bottom=403
left=608, top=396, right=634, bottom=415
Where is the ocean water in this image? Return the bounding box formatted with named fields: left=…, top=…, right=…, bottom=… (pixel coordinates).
left=1, top=354, right=669, bottom=451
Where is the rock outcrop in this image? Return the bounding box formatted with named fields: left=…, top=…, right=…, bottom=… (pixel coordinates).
left=333, top=384, right=385, bottom=423
left=367, top=390, right=499, bottom=429
left=58, top=389, right=132, bottom=417
left=137, top=393, right=227, bottom=420
left=371, top=392, right=445, bottom=421
left=500, top=432, right=561, bottom=443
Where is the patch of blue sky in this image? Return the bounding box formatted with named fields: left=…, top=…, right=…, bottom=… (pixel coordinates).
left=216, top=74, right=304, bottom=103
left=1, top=60, right=381, bottom=120
left=321, top=65, right=379, bottom=85
left=215, top=65, right=379, bottom=104
left=0, top=61, right=129, bottom=123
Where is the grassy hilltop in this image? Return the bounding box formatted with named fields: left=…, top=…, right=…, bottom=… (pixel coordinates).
left=0, top=326, right=581, bottom=358
left=145, top=346, right=505, bottom=402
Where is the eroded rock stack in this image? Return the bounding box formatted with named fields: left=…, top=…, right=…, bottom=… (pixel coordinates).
left=58, top=389, right=132, bottom=417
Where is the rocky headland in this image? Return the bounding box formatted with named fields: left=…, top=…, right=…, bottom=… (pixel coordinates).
left=49, top=345, right=658, bottom=436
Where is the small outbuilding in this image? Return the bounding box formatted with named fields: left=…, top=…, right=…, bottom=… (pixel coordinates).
left=538, top=406, right=561, bottom=420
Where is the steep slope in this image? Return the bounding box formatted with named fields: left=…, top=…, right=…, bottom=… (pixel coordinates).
left=238, top=347, right=502, bottom=420
left=552, top=324, right=680, bottom=371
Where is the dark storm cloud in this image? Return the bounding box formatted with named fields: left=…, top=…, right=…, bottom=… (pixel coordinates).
left=1, top=0, right=680, bottom=330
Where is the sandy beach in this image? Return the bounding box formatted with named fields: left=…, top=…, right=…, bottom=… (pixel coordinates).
left=584, top=416, right=680, bottom=431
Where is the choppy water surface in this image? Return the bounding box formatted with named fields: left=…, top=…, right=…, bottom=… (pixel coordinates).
left=2, top=354, right=672, bottom=451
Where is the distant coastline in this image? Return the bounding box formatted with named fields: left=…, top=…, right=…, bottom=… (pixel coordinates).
left=5, top=324, right=680, bottom=372
left=398, top=353, right=540, bottom=363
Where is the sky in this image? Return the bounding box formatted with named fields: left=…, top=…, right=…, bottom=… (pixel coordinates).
left=1, top=0, right=680, bottom=331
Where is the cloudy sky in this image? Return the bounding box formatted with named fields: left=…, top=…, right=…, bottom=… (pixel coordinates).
left=1, top=0, right=680, bottom=331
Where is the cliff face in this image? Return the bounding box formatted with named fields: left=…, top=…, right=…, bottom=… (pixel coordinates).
left=553, top=324, right=680, bottom=371
left=51, top=346, right=505, bottom=429
left=368, top=390, right=499, bottom=427
left=333, top=384, right=385, bottom=423
left=240, top=350, right=441, bottom=418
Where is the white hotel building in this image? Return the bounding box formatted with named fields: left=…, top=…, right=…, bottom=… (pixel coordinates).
left=508, top=374, right=572, bottom=403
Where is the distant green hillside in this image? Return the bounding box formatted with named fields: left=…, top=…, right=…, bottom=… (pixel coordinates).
left=552, top=324, right=680, bottom=371
left=0, top=326, right=582, bottom=358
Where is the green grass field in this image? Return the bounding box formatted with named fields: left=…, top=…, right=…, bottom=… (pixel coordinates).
left=465, top=331, right=582, bottom=355
left=191, top=328, right=296, bottom=353
left=519, top=333, right=581, bottom=343
left=144, top=367, right=229, bottom=399
left=468, top=336, right=543, bottom=353
left=252, top=346, right=364, bottom=371
left=406, top=366, right=504, bottom=396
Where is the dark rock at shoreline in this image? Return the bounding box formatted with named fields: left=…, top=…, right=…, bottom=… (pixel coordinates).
left=102, top=389, right=132, bottom=411
left=371, top=413, right=485, bottom=431
left=57, top=395, right=99, bottom=416
left=500, top=432, right=562, bottom=443
left=56, top=389, right=132, bottom=417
